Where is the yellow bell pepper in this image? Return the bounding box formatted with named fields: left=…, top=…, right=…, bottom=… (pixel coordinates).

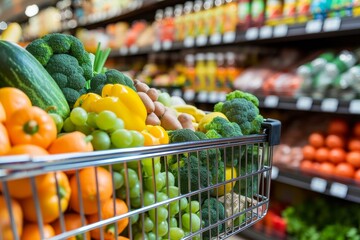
left=91, top=84, right=147, bottom=131
left=73, top=93, right=102, bottom=112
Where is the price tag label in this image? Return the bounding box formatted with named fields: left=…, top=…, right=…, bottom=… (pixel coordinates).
left=245, top=27, right=259, bottom=40
left=321, top=98, right=338, bottom=112
left=196, top=35, right=207, bottom=46
left=152, top=41, right=161, bottom=51
left=183, top=90, right=195, bottom=102
left=210, top=33, right=222, bottom=45
left=273, top=24, right=288, bottom=38
left=184, top=37, right=195, bottom=48
left=259, top=26, right=272, bottom=39
left=129, top=45, right=139, bottom=54
left=310, top=177, right=327, bottom=193
left=162, top=40, right=172, bottom=50
left=305, top=19, right=323, bottom=34
left=208, top=91, right=218, bottom=103
left=323, top=17, right=341, bottom=32
left=264, top=95, right=279, bottom=108
left=119, top=47, right=128, bottom=55
left=330, top=182, right=348, bottom=198
left=172, top=89, right=182, bottom=97
left=197, top=91, right=208, bottom=102
left=296, top=96, right=313, bottom=110
left=219, top=92, right=227, bottom=102
left=271, top=166, right=279, bottom=179
left=349, top=99, right=360, bottom=114
left=223, top=31, right=236, bottom=43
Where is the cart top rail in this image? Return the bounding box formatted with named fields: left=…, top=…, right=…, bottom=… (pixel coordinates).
left=0, top=119, right=280, bottom=180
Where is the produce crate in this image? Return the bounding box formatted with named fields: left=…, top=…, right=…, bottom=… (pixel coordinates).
left=0, top=119, right=280, bottom=240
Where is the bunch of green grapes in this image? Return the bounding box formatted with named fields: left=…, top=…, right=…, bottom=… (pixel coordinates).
left=113, top=158, right=203, bottom=240
left=63, top=107, right=144, bottom=150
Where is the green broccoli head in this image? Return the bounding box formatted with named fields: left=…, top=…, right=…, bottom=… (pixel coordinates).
left=61, top=88, right=81, bottom=107
left=168, top=129, right=201, bottom=143
left=226, top=90, right=260, bottom=107
left=193, top=131, right=208, bottom=140
left=201, top=198, right=226, bottom=239
left=210, top=161, right=225, bottom=189
left=43, top=33, right=72, bottom=54
left=205, top=116, right=243, bottom=138
left=175, top=156, right=212, bottom=201
left=25, top=39, right=53, bottom=66
left=46, top=54, right=87, bottom=95
left=90, top=73, right=107, bottom=95
left=214, top=102, right=224, bottom=113
left=205, top=129, right=222, bottom=139
left=220, top=98, right=263, bottom=135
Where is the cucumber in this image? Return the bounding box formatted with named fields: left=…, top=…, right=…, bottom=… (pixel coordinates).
left=0, top=40, right=70, bottom=119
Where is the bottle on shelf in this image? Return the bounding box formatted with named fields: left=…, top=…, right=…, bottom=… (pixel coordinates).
left=265, top=0, right=283, bottom=26
left=195, top=53, right=207, bottom=92
left=193, top=0, right=205, bottom=38
left=237, top=0, right=252, bottom=30
left=216, top=53, right=227, bottom=92
left=297, top=52, right=336, bottom=80
left=203, top=0, right=215, bottom=37
left=205, top=52, right=217, bottom=92
left=183, top=1, right=195, bottom=39
left=184, top=54, right=196, bottom=90
left=296, top=0, right=312, bottom=23
left=174, top=4, right=184, bottom=41
left=162, top=7, right=175, bottom=42
left=251, top=0, right=266, bottom=27
left=154, top=9, right=164, bottom=44
left=223, top=0, right=239, bottom=33
left=225, top=52, right=241, bottom=92
left=282, top=0, right=297, bottom=24
left=214, top=0, right=226, bottom=35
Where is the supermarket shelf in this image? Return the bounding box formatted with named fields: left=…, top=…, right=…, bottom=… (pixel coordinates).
left=270, top=165, right=360, bottom=203
left=155, top=88, right=360, bottom=115
left=108, top=17, right=360, bottom=57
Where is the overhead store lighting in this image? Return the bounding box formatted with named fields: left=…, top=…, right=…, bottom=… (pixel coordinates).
left=25, top=4, right=39, bottom=17
left=0, top=21, right=7, bottom=30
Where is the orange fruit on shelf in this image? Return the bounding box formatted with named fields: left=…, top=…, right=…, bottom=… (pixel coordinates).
left=314, top=147, right=329, bottom=162
left=52, top=213, right=91, bottom=240
left=334, top=162, right=355, bottom=179
left=299, top=160, right=314, bottom=172
left=69, top=167, right=112, bottom=215
left=328, top=119, right=349, bottom=136
left=328, top=148, right=346, bottom=164
left=348, top=138, right=360, bottom=152
left=302, top=145, right=316, bottom=161
left=354, top=169, right=360, bottom=182
left=0, top=195, right=23, bottom=240
left=0, top=123, right=10, bottom=156
left=318, top=162, right=336, bottom=176
left=346, top=151, right=360, bottom=168
left=308, top=132, right=325, bottom=148
left=325, top=134, right=345, bottom=149
left=0, top=87, right=32, bottom=123
left=21, top=223, right=55, bottom=240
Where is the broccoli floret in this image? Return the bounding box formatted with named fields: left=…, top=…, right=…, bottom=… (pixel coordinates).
left=168, top=129, right=201, bottom=143
left=61, top=88, right=81, bottom=107
left=88, top=69, right=136, bottom=95
left=25, top=39, right=53, bottom=66
left=205, top=117, right=243, bottom=138
left=226, top=90, right=259, bottom=107
left=26, top=33, right=93, bottom=107
left=214, top=102, right=224, bottom=113
left=194, top=131, right=208, bottom=140
left=217, top=98, right=264, bottom=135
left=205, top=129, right=222, bottom=139
left=173, top=156, right=212, bottom=201
left=211, top=161, right=225, bottom=190
left=201, top=198, right=226, bottom=239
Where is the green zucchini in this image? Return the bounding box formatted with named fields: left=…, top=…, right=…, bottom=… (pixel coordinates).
left=0, top=40, right=70, bottom=119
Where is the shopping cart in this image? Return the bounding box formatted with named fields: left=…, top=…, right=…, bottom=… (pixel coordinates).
left=0, top=119, right=280, bottom=240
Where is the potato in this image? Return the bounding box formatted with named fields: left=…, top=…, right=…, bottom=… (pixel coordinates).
left=134, top=80, right=150, bottom=92
left=147, top=88, right=159, bottom=101
left=154, top=101, right=166, bottom=117
left=178, top=113, right=195, bottom=131
left=138, top=92, right=155, bottom=114
left=146, top=112, right=160, bottom=126
left=160, top=109, right=182, bottom=130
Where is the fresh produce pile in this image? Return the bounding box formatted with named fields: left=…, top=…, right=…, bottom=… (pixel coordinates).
left=300, top=119, right=360, bottom=181
left=0, top=33, right=266, bottom=240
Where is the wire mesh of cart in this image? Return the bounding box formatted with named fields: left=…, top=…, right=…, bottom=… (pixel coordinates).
left=0, top=119, right=280, bottom=240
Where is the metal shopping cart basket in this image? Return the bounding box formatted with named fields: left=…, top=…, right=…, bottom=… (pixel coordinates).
left=0, top=119, right=280, bottom=240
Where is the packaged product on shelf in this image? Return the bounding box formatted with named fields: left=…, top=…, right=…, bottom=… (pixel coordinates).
left=106, top=22, right=129, bottom=49
left=205, top=52, right=217, bottom=92
left=225, top=52, right=242, bottom=92
left=296, top=0, right=312, bottom=22
left=205, top=0, right=216, bottom=36
left=237, top=0, right=252, bottom=30
left=193, top=0, right=206, bottom=37
left=265, top=0, right=284, bottom=25
left=310, top=0, right=332, bottom=19
left=174, top=4, right=184, bottom=41
left=183, top=1, right=196, bottom=38
left=154, top=9, right=164, bottom=43
left=214, top=0, right=226, bottom=35
left=195, top=53, right=207, bottom=91
left=251, top=0, right=266, bottom=27
left=329, top=0, right=353, bottom=17
left=184, top=54, right=196, bottom=90
left=161, top=7, right=175, bottom=42
left=223, top=0, right=239, bottom=33
left=282, top=0, right=297, bottom=24
left=216, top=53, right=228, bottom=92
left=353, top=0, right=360, bottom=16
left=296, top=52, right=336, bottom=80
